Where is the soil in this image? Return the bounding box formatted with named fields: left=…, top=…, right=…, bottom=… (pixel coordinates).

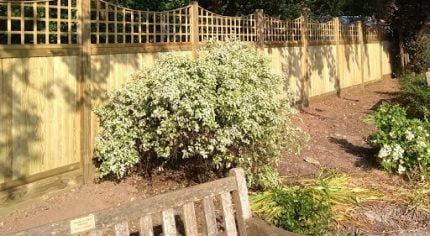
left=1, top=78, right=429, bottom=235
left=280, top=78, right=430, bottom=234
left=280, top=79, right=401, bottom=179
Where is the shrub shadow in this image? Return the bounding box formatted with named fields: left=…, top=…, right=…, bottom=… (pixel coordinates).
left=328, top=137, right=379, bottom=170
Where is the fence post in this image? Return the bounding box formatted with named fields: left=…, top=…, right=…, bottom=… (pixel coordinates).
left=255, top=9, right=265, bottom=50
left=300, top=14, right=309, bottom=106
left=334, top=17, right=341, bottom=95
left=190, top=2, right=199, bottom=58
left=78, top=0, right=93, bottom=183
left=358, top=20, right=365, bottom=88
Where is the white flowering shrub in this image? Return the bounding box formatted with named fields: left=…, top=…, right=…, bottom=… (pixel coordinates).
left=369, top=104, right=430, bottom=180
left=95, top=40, right=305, bottom=188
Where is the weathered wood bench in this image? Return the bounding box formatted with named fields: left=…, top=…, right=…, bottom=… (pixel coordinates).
left=12, top=168, right=295, bottom=236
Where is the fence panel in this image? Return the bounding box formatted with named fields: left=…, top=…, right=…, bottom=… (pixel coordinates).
left=0, top=0, right=79, bottom=45
left=263, top=15, right=302, bottom=42
left=89, top=0, right=192, bottom=44
left=0, top=1, right=388, bottom=46
left=340, top=21, right=360, bottom=42
left=307, top=19, right=336, bottom=42
left=363, top=24, right=380, bottom=42
left=197, top=7, right=256, bottom=42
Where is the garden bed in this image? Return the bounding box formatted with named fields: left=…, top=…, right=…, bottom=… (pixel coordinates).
left=281, top=78, right=430, bottom=234
left=1, top=78, right=429, bottom=235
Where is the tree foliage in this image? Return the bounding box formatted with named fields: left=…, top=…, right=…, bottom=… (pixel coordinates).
left=108, top=0, right=379, bottom=19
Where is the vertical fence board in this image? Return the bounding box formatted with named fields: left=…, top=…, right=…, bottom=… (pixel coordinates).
left=78, top=0, right=93, bottom=184
left=0, top=59, right=12, bottom=185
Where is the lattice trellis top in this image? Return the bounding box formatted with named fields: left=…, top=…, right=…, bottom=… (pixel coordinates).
left=0, top=0, right=384, bottom=45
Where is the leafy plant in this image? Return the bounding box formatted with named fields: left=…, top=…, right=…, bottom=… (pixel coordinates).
left=251, top=186, right=332, bottom=235
left=368, top=103, right=430, bottom=181
left=95, top=40, right=306, bottom=189
left=404, top=38, right=429, bottom=73
left=400, top=73, right=430, bottom=120
left=251, top=172, right=379, bottom=235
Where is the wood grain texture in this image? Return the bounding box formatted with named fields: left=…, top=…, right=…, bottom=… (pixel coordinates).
left=115, top=222, right=130, bottom=236
left=220, top=192, right=238, bottom=236
left=162, top=209, right=177, bottom=236
left=229, top=168, right=251, bottom=219
left=229, top=168, right=250, bottom=235
left=203, top=196, right=218, bottom=236
left=88, top=229, right=103, bottom=236
left=182, top=202, right=198, bottom=236
left=139, top=215, right=154, bottom=236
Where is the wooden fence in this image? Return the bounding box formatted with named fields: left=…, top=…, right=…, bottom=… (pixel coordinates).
left=0, top=0, right=391, bottom=209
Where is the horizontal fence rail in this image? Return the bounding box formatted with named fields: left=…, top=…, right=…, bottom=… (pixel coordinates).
left=0, top=0, right=386, bottom=47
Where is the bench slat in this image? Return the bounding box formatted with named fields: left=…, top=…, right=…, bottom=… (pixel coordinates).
left=221, top=192, right=238, bottom=236
left=229, top=168, right=252, bottom=219
left=162, top=209, right=177, bottom=236
left=139, top=215, right=154, bottom=236
left=183, top=202, right=198, bottom=236
left=203, top=196, right=218, bottom=236
left=115, top=222, right=129, bottom=236
left=88, top=229, right=103, bottom=236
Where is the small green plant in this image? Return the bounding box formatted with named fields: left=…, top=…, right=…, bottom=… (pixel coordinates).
left=251, top=172, right=380, bottom=235
left=95, top=40, right=306, bottom=189
left=400, top=73, right=430, bottom=120
left=251, top=186, right=331, bottom=235
left=368, top=103, right=430, bottom=181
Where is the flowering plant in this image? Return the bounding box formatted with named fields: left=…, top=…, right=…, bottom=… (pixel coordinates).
left=368, top=103, right=430, bottom=180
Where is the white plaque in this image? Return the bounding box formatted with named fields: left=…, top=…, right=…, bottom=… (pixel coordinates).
left=70, top=214, right=96, bottom=234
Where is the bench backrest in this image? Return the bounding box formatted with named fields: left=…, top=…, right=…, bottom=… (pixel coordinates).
left=14, top=168, right=252, bottom=236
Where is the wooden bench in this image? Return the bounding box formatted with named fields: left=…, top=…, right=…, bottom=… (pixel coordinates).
left=12, top=168, right=295, bottom=236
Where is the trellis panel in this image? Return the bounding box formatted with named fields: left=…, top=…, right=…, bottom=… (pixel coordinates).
left=0, top=0, right=79, bottom=45
left=340, top=21, right=360, bottom=42
left=263, top=15, right=302, bottom=42
left=198, top=7, right=256, bottom=42
left=307, top=19, right=336, bottom=42
left=89, top=0, right=192, bottom=44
